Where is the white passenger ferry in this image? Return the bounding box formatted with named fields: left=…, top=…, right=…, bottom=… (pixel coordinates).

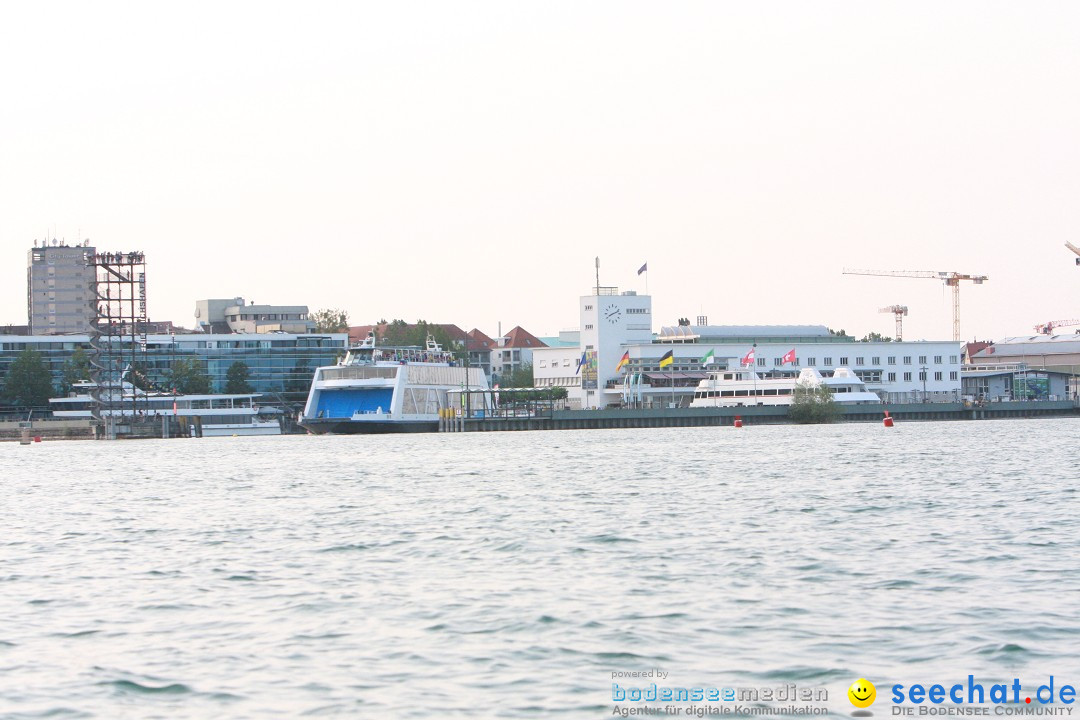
left=299, top=333, right=490, bottom=434
left=50, top=381, right=282, bottom=435
left=690, top=367, right=881, bottom=407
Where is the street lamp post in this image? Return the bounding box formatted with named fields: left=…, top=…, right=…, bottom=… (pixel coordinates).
left=920, top=365, right=928, bottom=403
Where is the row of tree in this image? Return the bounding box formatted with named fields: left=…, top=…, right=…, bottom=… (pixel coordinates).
left=0, top=349, right=264, bottom=410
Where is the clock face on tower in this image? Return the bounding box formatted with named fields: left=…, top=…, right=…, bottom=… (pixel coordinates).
left=604, top=303, right=622, bottom=324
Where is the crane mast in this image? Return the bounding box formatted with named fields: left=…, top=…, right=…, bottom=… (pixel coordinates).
left=878, top=305, right=909, bottom=341
left=843, top=269, right=988, bottom=342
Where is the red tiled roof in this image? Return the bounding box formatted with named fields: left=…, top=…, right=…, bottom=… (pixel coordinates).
left=501, top=326, right=547, bottom=349
left=467, top=328, right=495, bottom=350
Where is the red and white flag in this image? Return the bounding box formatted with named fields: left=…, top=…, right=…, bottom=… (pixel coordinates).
left=740, top=347, right=755, bottom=366
left=781, top=348, right=796, bottom=365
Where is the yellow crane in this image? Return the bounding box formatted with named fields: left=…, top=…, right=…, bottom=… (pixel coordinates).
left=879, top=305, right=909, bottom=341
left=1066, top=242, right=1080, bottom=266
left=843, top=269, right=988, bottom=342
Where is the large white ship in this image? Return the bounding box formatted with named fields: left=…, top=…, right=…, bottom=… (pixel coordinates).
left=299, top=334, right=490, bottom=434
left=50, top=381, right=282, bottom=436
left=690, top=367, right=881, bottom=408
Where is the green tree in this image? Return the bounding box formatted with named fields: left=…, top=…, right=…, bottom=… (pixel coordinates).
left=127, top=361, right=155, bottom=392
left=2, top=348, right=55, bottom=408
left=859, top=332, right=894, bottom=342
left=224, top=360, right=254, bottom=394
left=170, top=357, right=211, bottom=394
left=60, top=347, right=92, bottom=394
left=788, top=382, right=841, bottom=424
left=828, top=328, right=849, bottom=337
left=500, top=363, right=534, bottom=388
left=311, top=308, right=350, bottom=333
left=380, top=319, right=463, bottom=352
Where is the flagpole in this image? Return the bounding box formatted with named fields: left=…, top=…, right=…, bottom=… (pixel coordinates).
left=752, top=342, right=758, bottom=404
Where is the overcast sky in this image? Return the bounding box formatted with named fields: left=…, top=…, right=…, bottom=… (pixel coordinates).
left=2, top=2, right=1077, bottom=342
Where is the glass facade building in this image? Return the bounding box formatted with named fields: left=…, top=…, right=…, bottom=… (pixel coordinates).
left=0, top=333, right=348, bottom=409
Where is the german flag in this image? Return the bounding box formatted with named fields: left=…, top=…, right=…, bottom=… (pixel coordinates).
left=615, top=351, right=630, bottom=372
left=658, top=350, right=674, bottom=368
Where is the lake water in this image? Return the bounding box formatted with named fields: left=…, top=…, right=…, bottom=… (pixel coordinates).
left=2, top=419, right=1079, bottom=718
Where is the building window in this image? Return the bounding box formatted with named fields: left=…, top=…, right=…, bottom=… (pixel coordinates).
left=584, top=305, right=593, bottom=310
left=934, top=355, right=942, bottom=364
left=888, top=372, right=896, bottom=382
left=840, top=357, right=849, bottom=365
left=950, top=371, right=958, bottom=380
left=807, top=357, right=816, bottom=365
left=855, top=356, right=864, bottom=365
left=934, top=371, right=943, bottom=381
left=904, top=372, right=912, bottom=381
left=888, top=356, right=896, bottom=365
left=919, top=355, right=927, bottom=364
left=757, top=357, right=766, bottom=367
left=871, top=356, right=880, bottom=365
left=823, top=357, right=833, bottom=366
left=773, top=357, right=781, bottom=366
left=950, top=355, right=958, bottom=363
left=584, top=324, right=593, bottom=330
left=918, top=370, right=927, bottom=381
left=903, top=356, right=912, bottom=364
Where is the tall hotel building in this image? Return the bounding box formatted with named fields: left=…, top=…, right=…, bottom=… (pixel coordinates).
left=27, top=241, right=96, bottom=335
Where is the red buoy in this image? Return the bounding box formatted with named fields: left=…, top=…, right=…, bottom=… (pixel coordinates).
left=883, top=411, right=894, bottom=428
left=734, top=415, right=743, bottom=428
left=33, top=436, right=42, bottom=442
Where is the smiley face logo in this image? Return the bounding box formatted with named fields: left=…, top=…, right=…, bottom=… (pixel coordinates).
left=848, top=678, right=876, bottom=708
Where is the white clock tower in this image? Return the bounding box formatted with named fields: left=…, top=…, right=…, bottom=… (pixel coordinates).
left=579, top=287, right=653, bottom=408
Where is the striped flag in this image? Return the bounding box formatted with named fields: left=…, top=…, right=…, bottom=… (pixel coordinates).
left=658, top=350, right=674, bottom=368
left=700, top=348, right=715, bottom=366
left=575, top=352, right=587, bottom=374
left=616, top=351, right=630, bottom=372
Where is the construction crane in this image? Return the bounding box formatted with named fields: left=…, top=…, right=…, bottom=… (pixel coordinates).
left=1066, top=242, right=1080, bottom=266
left=1035, top=318, right=1080, bottom=335
left=842, top=269, right=988, bottom=342
left=879, top=305, right=909, bottom=341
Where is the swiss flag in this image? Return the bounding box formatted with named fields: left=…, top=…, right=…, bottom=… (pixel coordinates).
left=781, top=348, right=796, bottom=365
left=740, top=348, right=755, bottom=366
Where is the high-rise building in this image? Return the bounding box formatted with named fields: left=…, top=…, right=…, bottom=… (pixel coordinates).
left=27, top=240, right=96, bottom=335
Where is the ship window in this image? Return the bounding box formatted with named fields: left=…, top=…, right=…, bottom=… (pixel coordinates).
left=723, top=373, right=733, bottom=380
left=778, top=388, right=791, bottom=395
left=763, top=389, right=777, bottom=396
left=721, top=390, right=734, bottom=397
left=734, top=390, right=749, bottom=397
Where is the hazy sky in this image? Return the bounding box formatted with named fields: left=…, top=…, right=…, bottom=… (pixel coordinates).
left=2, top=2, right=1078, bottom=342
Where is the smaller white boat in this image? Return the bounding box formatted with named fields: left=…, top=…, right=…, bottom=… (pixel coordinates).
left=690, top=367, right=881, bottom=408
